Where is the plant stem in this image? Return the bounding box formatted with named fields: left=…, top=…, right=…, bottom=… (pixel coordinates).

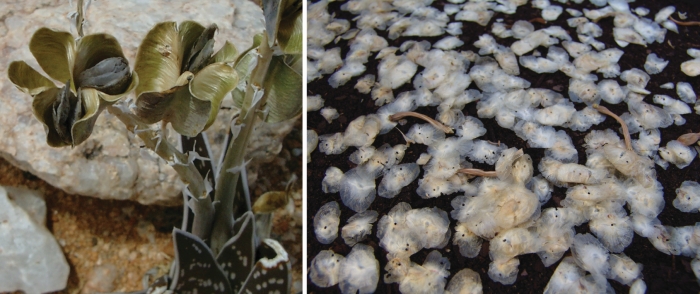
left=107, top=105, right=213, bottom=238
left=670, top=17, right=700, bottom=26
left=529, top=17, right=547, bottom=24
left=593, top=104, right=633, bottom=151
left=389, top=111, right=454, bottom=134
left=210, top=34, right=274, bottom=255
left=77, top=0, right=85, bottom=37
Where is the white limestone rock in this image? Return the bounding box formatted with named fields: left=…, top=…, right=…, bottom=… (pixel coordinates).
left=0, top=186, right=69, bottom=294
left=0, top=0, right=265, bottom=205
left=3, top=186, right=46, bottom=224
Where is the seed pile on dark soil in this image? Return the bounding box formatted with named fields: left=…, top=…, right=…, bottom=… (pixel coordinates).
left=307, top=0, right=700, bottom=293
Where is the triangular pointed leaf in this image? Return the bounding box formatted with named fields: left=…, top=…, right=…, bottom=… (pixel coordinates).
left=238, top=239, right=291, bottom=294
left=180, top=131, right=216, bottom=195
left=146, top=274, right=171, bottom=294
left=262, top=54, right=302, bottom=123
left=172, top=228, right=232, bottom=293
left=189, top=63, right=238, bottom=130
left=216, top=211, right=255, bottom=293
left=29, top=28, right=75, bottom=85
left=8, top=61, right=56, bottom=96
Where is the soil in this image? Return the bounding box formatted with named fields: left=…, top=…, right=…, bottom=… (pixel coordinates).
left=307, top=0, right=700, bottom=293
left=0, top=119, right=302, bottom=293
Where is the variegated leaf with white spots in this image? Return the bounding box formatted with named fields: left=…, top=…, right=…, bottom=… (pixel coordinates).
left=171, top=229, right=232, bottom=293
left=237, top=239, right=291, bottom=294
left=145, top=274, right=170, bottom=294
left=216, top=211, right=255, bottom=293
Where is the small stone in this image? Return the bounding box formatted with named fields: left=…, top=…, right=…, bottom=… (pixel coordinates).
left=3, top=186, right=46, bottom=224
left=0, top=186, right=69, bottom=293
left=82, top=264, right=119, bottom=294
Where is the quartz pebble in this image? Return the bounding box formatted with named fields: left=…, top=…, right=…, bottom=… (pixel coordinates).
left=0, top=186, right=69, bottom=294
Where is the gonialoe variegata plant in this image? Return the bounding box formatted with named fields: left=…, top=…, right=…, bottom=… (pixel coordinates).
left=7, top=0, right=301, bottom=292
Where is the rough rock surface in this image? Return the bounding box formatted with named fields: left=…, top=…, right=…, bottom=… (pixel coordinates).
left=0, top=186, right=70, bottom=294
left=0, top=0, right=265, bottom=205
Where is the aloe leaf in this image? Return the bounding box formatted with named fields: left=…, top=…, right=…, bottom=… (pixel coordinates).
left=29, top=28, right=75, bottom=85
left=262, top=54, right=302, bottom=123
left=216, top=212, right=255, bottom=293
left=237, top=239, right=291, bottom=294
left=145, top=275, right=171, bottom=293
left=180, top=131, right=216, bottom=192
left=8, top=61, right=56, bottom=96
left=171, top=229, right=232, bottom=293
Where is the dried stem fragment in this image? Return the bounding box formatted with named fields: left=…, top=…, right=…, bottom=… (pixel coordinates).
left=593, top=104, right=633, bottom=151
left=389, top=111, right=454, bottom=134
left=394, top=127, right=415, bottom=146
left=529, top=17, right=547, bottom=24
left=677, top=131, right=700, bottom=146
left=670, top=17, right=700, bottom=26
left=457, top=168, right=497, bottom=177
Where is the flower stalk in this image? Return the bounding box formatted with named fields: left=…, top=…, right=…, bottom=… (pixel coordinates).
left=107, top=104, right=213, bottom=238
left=210, top=33, right=275, bottom=255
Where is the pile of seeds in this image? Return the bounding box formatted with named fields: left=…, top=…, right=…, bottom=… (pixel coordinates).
left=308, top=0, right=700, bottom=292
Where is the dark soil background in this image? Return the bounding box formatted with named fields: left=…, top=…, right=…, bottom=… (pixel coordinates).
left=307, top=0, right=700, bottom=293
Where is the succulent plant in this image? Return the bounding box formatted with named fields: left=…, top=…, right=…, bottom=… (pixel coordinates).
left=139, top=212, right=290, bottom=294
left=8, top=28, right=137, bottom=147
left=8, top=0, right=300, bottom=291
